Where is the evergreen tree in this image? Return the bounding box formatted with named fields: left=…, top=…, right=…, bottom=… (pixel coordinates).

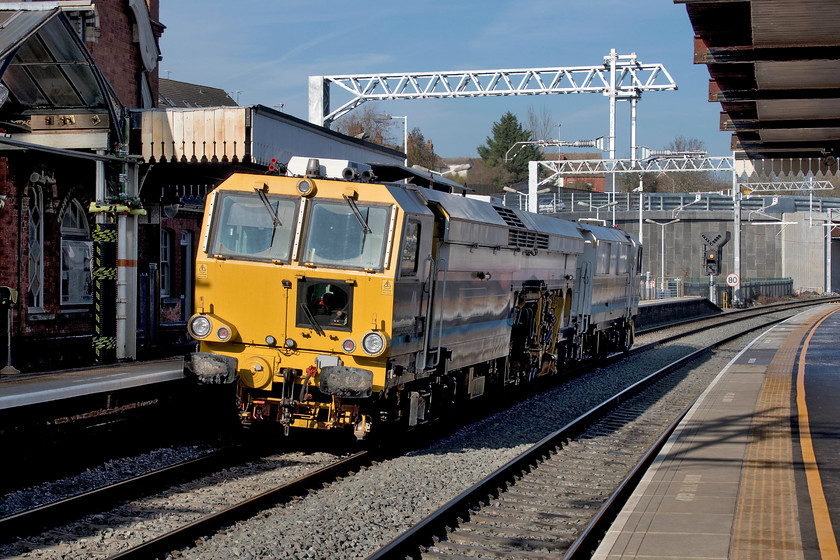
left=477, top=111, right=542, bottom=187
left=407, top=127, right=440, bottom=169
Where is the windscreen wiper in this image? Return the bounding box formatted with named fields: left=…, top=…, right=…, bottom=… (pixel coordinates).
left=342, top=194, right=371, bottom=233
left=255, top=187, right=282, bottom=245
left=298, top=303, right=325, bottom=336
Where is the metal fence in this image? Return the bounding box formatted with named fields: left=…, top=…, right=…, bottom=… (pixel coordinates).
left=640, top=276, right=683, bottom=300
left=503, top=191, right=840, bottom=215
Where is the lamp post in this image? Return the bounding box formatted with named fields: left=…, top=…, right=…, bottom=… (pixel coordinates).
left=645, top=218, right=680, bottom=297
left=502, top=186, right=526, bottom=210
left=373, top=114, right=408, bottom=166
left=577, top=200, right=618, bottom=222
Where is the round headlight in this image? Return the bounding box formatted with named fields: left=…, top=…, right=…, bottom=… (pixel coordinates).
left=361, top=332, right=386, bottom=356
left=216, top=326, right=231, bottom=341
left=296, top=178, right=315, bottom=197
left=342, top=338, right=356, bottom=353
left=189, top=315, right=212, bottom=339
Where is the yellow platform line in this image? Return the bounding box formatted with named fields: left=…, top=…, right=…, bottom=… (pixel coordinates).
left=797, top=306, right=840, bottom=560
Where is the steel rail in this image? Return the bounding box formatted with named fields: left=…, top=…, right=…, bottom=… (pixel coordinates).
left=561, top=403, right=692, bottom=560
left=107, top=450, right=373, bottom=560
left=559, top=303, right=827, bottom=559
left=0, top=446, right=249, bottom=545
left=366, top=304, right=805, bottom=559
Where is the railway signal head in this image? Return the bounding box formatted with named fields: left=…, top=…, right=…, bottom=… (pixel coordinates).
left=704, top=247, right=721, bottom=276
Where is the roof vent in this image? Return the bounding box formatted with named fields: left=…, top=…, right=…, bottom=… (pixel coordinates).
left=494, top=206, right=526, bottom=229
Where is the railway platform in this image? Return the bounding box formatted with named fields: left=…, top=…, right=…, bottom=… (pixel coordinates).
left=0, top=357, right=184, bottom=412
left=594, top=303, right=840, bottom=559
left=636, top=295, right=721, bottom=331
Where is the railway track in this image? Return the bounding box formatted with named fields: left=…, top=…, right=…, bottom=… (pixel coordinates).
left=107, top=451, right=373, bottom=560
left=0, top=447, right=369, bottom=559
left=0, top=298, right=832, bottom=559
left=0, top=446, right=248, bottom=545
left=366, top=302, right=830, bottom=559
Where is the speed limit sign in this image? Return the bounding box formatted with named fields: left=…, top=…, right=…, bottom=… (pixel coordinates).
left=726, top=273, right=740, bottom=287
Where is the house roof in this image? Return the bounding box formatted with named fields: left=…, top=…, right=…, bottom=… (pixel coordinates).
left=158, top=78, right=237, bottom=108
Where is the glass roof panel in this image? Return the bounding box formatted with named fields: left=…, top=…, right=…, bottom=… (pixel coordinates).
left=13, top=32, right=52, bottom=63
left=0, top=10, right=55, bottom=59
left=64, top=64, right=103, bottom=106
left=27, top=62, right=83, bottom=107
left=0, top=9, right=107, bottom=109
left=2, top=64, right=48, bottom=105
left=38, top=17, right=86, bottom=63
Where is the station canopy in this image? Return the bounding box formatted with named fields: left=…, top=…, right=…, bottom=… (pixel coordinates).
left=0, top=5, right=122, bottom=145
left=677, top=0, right=840, bottom=161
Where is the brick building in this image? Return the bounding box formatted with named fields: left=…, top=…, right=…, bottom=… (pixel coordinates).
left=0, top=1, right=405, bottom=373
left=0, top=0, right=163, bottom=371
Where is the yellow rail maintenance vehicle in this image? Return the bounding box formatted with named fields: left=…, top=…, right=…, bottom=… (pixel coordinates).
left=185, top=156, right=642, bottom=439
left=186, top=157, right=421, bottom=438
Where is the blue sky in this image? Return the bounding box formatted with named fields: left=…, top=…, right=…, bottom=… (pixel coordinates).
left=158, top=1, right=730, bottom=159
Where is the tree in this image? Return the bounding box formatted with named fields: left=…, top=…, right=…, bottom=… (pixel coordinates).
left=655, top=136, right=715, bottom=193
left=477, top=111, right=542, bottom=188
left=406, top=127, right=440, bottom=170
left=526, top=105, right=556, bottom=145
left=333, top=104, right=390, bottom=145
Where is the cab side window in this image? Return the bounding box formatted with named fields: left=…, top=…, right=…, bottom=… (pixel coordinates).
left=400, top=220, right=421, bottom=277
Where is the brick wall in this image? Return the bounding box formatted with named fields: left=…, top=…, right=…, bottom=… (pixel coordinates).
left=84, top=0, right=162, bottom=109
left=0, top=156, right=101, bottom=371
left=0, top=157, right=19, bottom=310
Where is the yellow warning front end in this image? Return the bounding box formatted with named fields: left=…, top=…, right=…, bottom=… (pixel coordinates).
left=184, top=168, right=402, bottom=436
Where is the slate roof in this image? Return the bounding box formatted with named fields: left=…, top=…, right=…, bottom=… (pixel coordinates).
left=158, top=78, right=237, bottom=108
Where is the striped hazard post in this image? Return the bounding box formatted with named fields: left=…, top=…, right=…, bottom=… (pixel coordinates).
left=93, top=223, right=117, bottom=363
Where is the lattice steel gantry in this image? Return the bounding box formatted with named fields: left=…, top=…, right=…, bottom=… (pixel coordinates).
left=308, top=50, right=677, bottom=159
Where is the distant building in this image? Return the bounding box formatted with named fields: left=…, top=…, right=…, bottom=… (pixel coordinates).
left=548, top=152, right=605, bottom=193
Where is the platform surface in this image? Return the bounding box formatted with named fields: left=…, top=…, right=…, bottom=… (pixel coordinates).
left=0, top=358, right=184, bottom=411
left=595, top=303, right=840, bottom=559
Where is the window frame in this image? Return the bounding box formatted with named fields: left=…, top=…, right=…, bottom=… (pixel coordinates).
left=399, top=219, right=421, bottom=277
left=299, top=199, right=393, bottom=272
left=59, top=199, right=93, bottom=306
left=295, top=278, right=354, bottom=333
left=206, top=190, right=300, bottom=263
left=27, top=185, right=44, bottom=311
left=160, top=228, right=172, bottom=298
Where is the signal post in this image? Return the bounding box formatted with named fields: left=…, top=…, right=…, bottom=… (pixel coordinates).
left=701, top=232, right=731, bottom=305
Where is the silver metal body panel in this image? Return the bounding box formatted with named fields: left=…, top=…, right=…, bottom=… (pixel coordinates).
left=571, top=223, right=641, bottom=333
left=383, top=180, right=639, bottom=378
left=422, top=189, right=585, bottom=249
left=431, top=244, right=578, bottom=372
left=389, top=188, right=587, bottom=374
